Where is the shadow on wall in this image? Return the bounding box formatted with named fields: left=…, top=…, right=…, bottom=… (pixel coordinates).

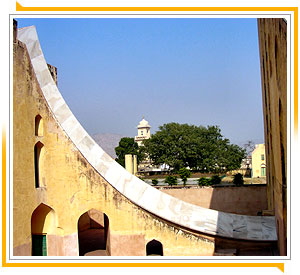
left=208, top=185, right=268, bottom=216
left=211, top=185, right=279, bottom=256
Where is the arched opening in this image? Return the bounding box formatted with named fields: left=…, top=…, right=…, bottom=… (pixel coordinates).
left=34, top=141, right=44, bottom=188
left=35, top=115, right=43, bottom=136
left=77, top=209, right=110, bottom=256
left=146, top=239, right=163, bottom=256
left=31, top=203, right=55, bottom=256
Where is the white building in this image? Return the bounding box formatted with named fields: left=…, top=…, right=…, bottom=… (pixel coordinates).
left=134, top=117, right=151, bottom=146
left=134, top=117, right=169, bottom=173
left=134, top=117, right=152, bottom=171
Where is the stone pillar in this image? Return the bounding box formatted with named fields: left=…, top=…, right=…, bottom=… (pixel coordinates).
left=125, top=154, right=133, bottom=174
left=133, top=155, right=137, bottom=175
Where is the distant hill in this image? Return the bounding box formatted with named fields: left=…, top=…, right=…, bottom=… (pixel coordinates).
left=92, top=133, right=124, bottom=159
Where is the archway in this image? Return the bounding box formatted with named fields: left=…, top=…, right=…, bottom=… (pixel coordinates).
left=77, top=209, right=110, bottom=256
left=31, top=203, right=55, bottom=256
left=146, top=239, right=163, bottom=256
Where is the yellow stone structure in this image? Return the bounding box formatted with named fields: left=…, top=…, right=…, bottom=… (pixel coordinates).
left=12, top=24, right=218, bottom=257
left=257, top=18, right=287, bottom=256
left=13, top=35, right=215, bottom=255
left=125, top=154, right=137, bottom=175
left=12, top=20, right=284, bottom=257
left=251, top=144, right=266, bottom=178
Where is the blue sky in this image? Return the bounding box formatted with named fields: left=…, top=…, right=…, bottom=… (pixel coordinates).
left=16, top=18, right=264, bottom=146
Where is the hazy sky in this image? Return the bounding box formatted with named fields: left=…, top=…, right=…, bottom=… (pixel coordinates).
left=16, top=18, right=264, bottom=146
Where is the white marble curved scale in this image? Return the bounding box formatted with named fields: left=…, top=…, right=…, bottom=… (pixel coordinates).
left=17, top=26, right=277, bottom=242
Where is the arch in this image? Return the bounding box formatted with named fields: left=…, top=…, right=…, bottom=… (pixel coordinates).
left=77, top=209, right=110, bottom=256
left=146, top=239, right=163, bottom=256
left=31, top=203, right=56, bottom=256
left=34, top=141, right=44, bottom=188
left=35, top=115, right=43, bottom=136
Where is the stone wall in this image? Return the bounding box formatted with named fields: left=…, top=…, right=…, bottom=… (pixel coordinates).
left=257, top=18, right=287, bottom=256
left=159, top=185, right=267, bottom=216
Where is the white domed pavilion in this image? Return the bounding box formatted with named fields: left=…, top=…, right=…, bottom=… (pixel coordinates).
left=134, top=116, right=151, bottom=146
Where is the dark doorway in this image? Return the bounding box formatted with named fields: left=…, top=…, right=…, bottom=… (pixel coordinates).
left=77, top=209, right=110, bottom=256
left=32, top=234, right=47, bottom=256
left=146, top=239, right=163, bottom=256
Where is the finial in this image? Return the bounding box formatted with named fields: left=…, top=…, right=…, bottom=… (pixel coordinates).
left=142, top=115, right=144, bottom=119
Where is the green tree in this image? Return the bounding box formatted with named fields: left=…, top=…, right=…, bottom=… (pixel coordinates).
left=115, top=137, right=144, bottom=167
left=143, top=123, right=246, bottom=173
left=198, top=177, right=211, bottom=186
left=178, top=167, right=191, bottom=186
left=165, top=175, right=177, bottom=186
left=143, top=123, right=198, bottom=171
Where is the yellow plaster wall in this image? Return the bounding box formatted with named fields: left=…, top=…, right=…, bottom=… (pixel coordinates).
left=13, top=39, right=215, bottom=256
left=257, top=18, right=287, bottom=256
left=251, top=144, right=266, bottom=177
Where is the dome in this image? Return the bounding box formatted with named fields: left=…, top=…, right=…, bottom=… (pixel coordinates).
left=137, top=118, right=151, bottom=128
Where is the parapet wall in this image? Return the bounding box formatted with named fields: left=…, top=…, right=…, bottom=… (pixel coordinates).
left=159, top=185, right=267, bottom=216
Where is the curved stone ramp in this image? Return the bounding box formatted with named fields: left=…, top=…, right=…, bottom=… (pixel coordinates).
left=17, top=25, right=277, bottom=242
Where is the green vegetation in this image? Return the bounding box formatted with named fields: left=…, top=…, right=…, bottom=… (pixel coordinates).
left=233, top=173, right=244, bottom=186
left=165, top=175, right=178, bottom=186
left=198, top=177, right=211, bottom=186
left=152, top=179, right=159, bottom=186
left=115, top=137, right=144, bottom=167
left=198, top=175, right=222, bottom=186
left=210, top=175, right=221, bottom=185
left=178, top=167, right=192, bottom=186
left=143, top=123, right=246, bottom=173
